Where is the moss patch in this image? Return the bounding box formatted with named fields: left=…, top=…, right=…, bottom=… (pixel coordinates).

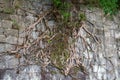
left=3, top=7, right=15, bottom=14
left=50, top=33, right=70, bottom=70
left=12, top=20, right=20, bottom=30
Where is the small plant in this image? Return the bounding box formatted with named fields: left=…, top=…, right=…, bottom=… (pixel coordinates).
left=99, top=0, right=118, bottom=15
left=12, top=20, right=20, bottom=30
left=60, top=10, right=70, bottom=22
left=79, top=13, right=86, bottom=21
left=53, top=0, right=71, bottom=22
left=53, top=0, right=61, bottom=8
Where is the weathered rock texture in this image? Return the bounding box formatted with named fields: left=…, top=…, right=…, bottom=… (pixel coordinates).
left=83, top=8, right=120, bottom=80
left=0, top=0, right=120, bottom=80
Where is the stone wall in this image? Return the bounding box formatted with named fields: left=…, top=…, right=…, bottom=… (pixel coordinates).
left=83, top=8, right=120, bottom=80
left=0, top=0, right=120, bottom=80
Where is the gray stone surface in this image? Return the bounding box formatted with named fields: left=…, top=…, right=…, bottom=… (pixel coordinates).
left=1, top=20, right=12, bottom=29
left=18, top=38, right=24, bottom=45
left=52, top=74, right=65, bottom=80
left=83, top=8, right=119, bottom=80
left=5, top=29, right=18, bottom=37
left=25, top=14, right=36, bottom=26
left=32, top=31, right=39, bottom=39
left=10, top=15, right=25, bottom=32
left=5, top=44, right=16, bottom=51
left=16, top=65, right=41, bottom=80
left=3, top=70, right=16, bottom=80
left=10, top=15, right=21, bottom=24
left=6, top=36, right=17, bottom=44
left=36, top=22, right=46, bottom=32
left=0, top=44, right=5, bottom=52
left=115, top=31, right=120, bottom=39
left=0, top=35, right=6, bottom=42
left=3, top=55, right=19, bottom=68
left=0, top=65, right=41, bottom=80
left=0, top=28, right=4, bottom=35
left=18, top=22, right=26, bottom=33
left=47, top=20, right=55, bottom=30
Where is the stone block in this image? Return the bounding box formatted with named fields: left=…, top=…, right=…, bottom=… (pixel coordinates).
left=3, top=70, right=16, bottom=80
left=104, top=20, right=118, bottom=29
left=47, top=20, right=55, bottom=30
left=0, top=44, right=5, bottom=52
left=115, top=32, right=120, bottom=39
left=19, top=32, right=25, bottom=38
left=10, top=15, right=26, bottom=31
left=95, top=28, right=104, bottom=35
left=10, top=15, right=20, bottom=23
left=0, top=35, right=6, bottom=42
left=16, top=9, right=26, bottom=16
left=32, top=31, right=39, bottom=39
left=1, top=20, right=12, bottom=29
left=36, top=23, right=46, bottom=32
left=5, top=29, right=18, bottom=37
left=5, top=44, right=16, bottom=51
left=0, top=21, right=1, bottom=27
left=0, top=62, right=6, bottom=69
left=18, top=38, right=24, bottom=45
left=0, top=28, right=4, bottom=35
left=18, top=22, right=26, bottom=33
left=6, top=36, right=17, bottom=44
left=16, top=65, right=41, bottom=80
left=25, top=15, right=36, bottom=26
left=3, top=55, right=19, bottom=68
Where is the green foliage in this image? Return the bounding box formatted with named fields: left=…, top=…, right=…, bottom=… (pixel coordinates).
left=60, top=10, right=70, bottom=22
left=53, top=0, right=71, bottom=22
left=53, top=0, right=71, bottom=9
left=79, top=13, right=86, bottom=21
left=99, top=0, right=118, bottom=15
left=84, top=0, right=119, bottom=15
left=53, top=0, right=61, bottom=8
left=3, top=7, right=15, bottom=14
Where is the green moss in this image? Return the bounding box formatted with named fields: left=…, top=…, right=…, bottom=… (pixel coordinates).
left=50, top=33, right=70, bottom=70
left=61, top=11, right=70, bottom=22
left=79, top=13, right=86, bottom=21
left=3, top=7, right=15, bottom=14
left=12, top=20, right=20, bottom=30
left=50, top=49, right=69, bottom=68
left=53, top=0, right=71, bottom=22
left=50, top=70, right=57, bottom=75
left=100, top=0, right=118, bottom=15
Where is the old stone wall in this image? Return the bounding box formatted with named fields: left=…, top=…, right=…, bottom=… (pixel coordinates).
left=0, top=0, right=120, bottom=80
left=82, top=8, right=120, bottom=80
